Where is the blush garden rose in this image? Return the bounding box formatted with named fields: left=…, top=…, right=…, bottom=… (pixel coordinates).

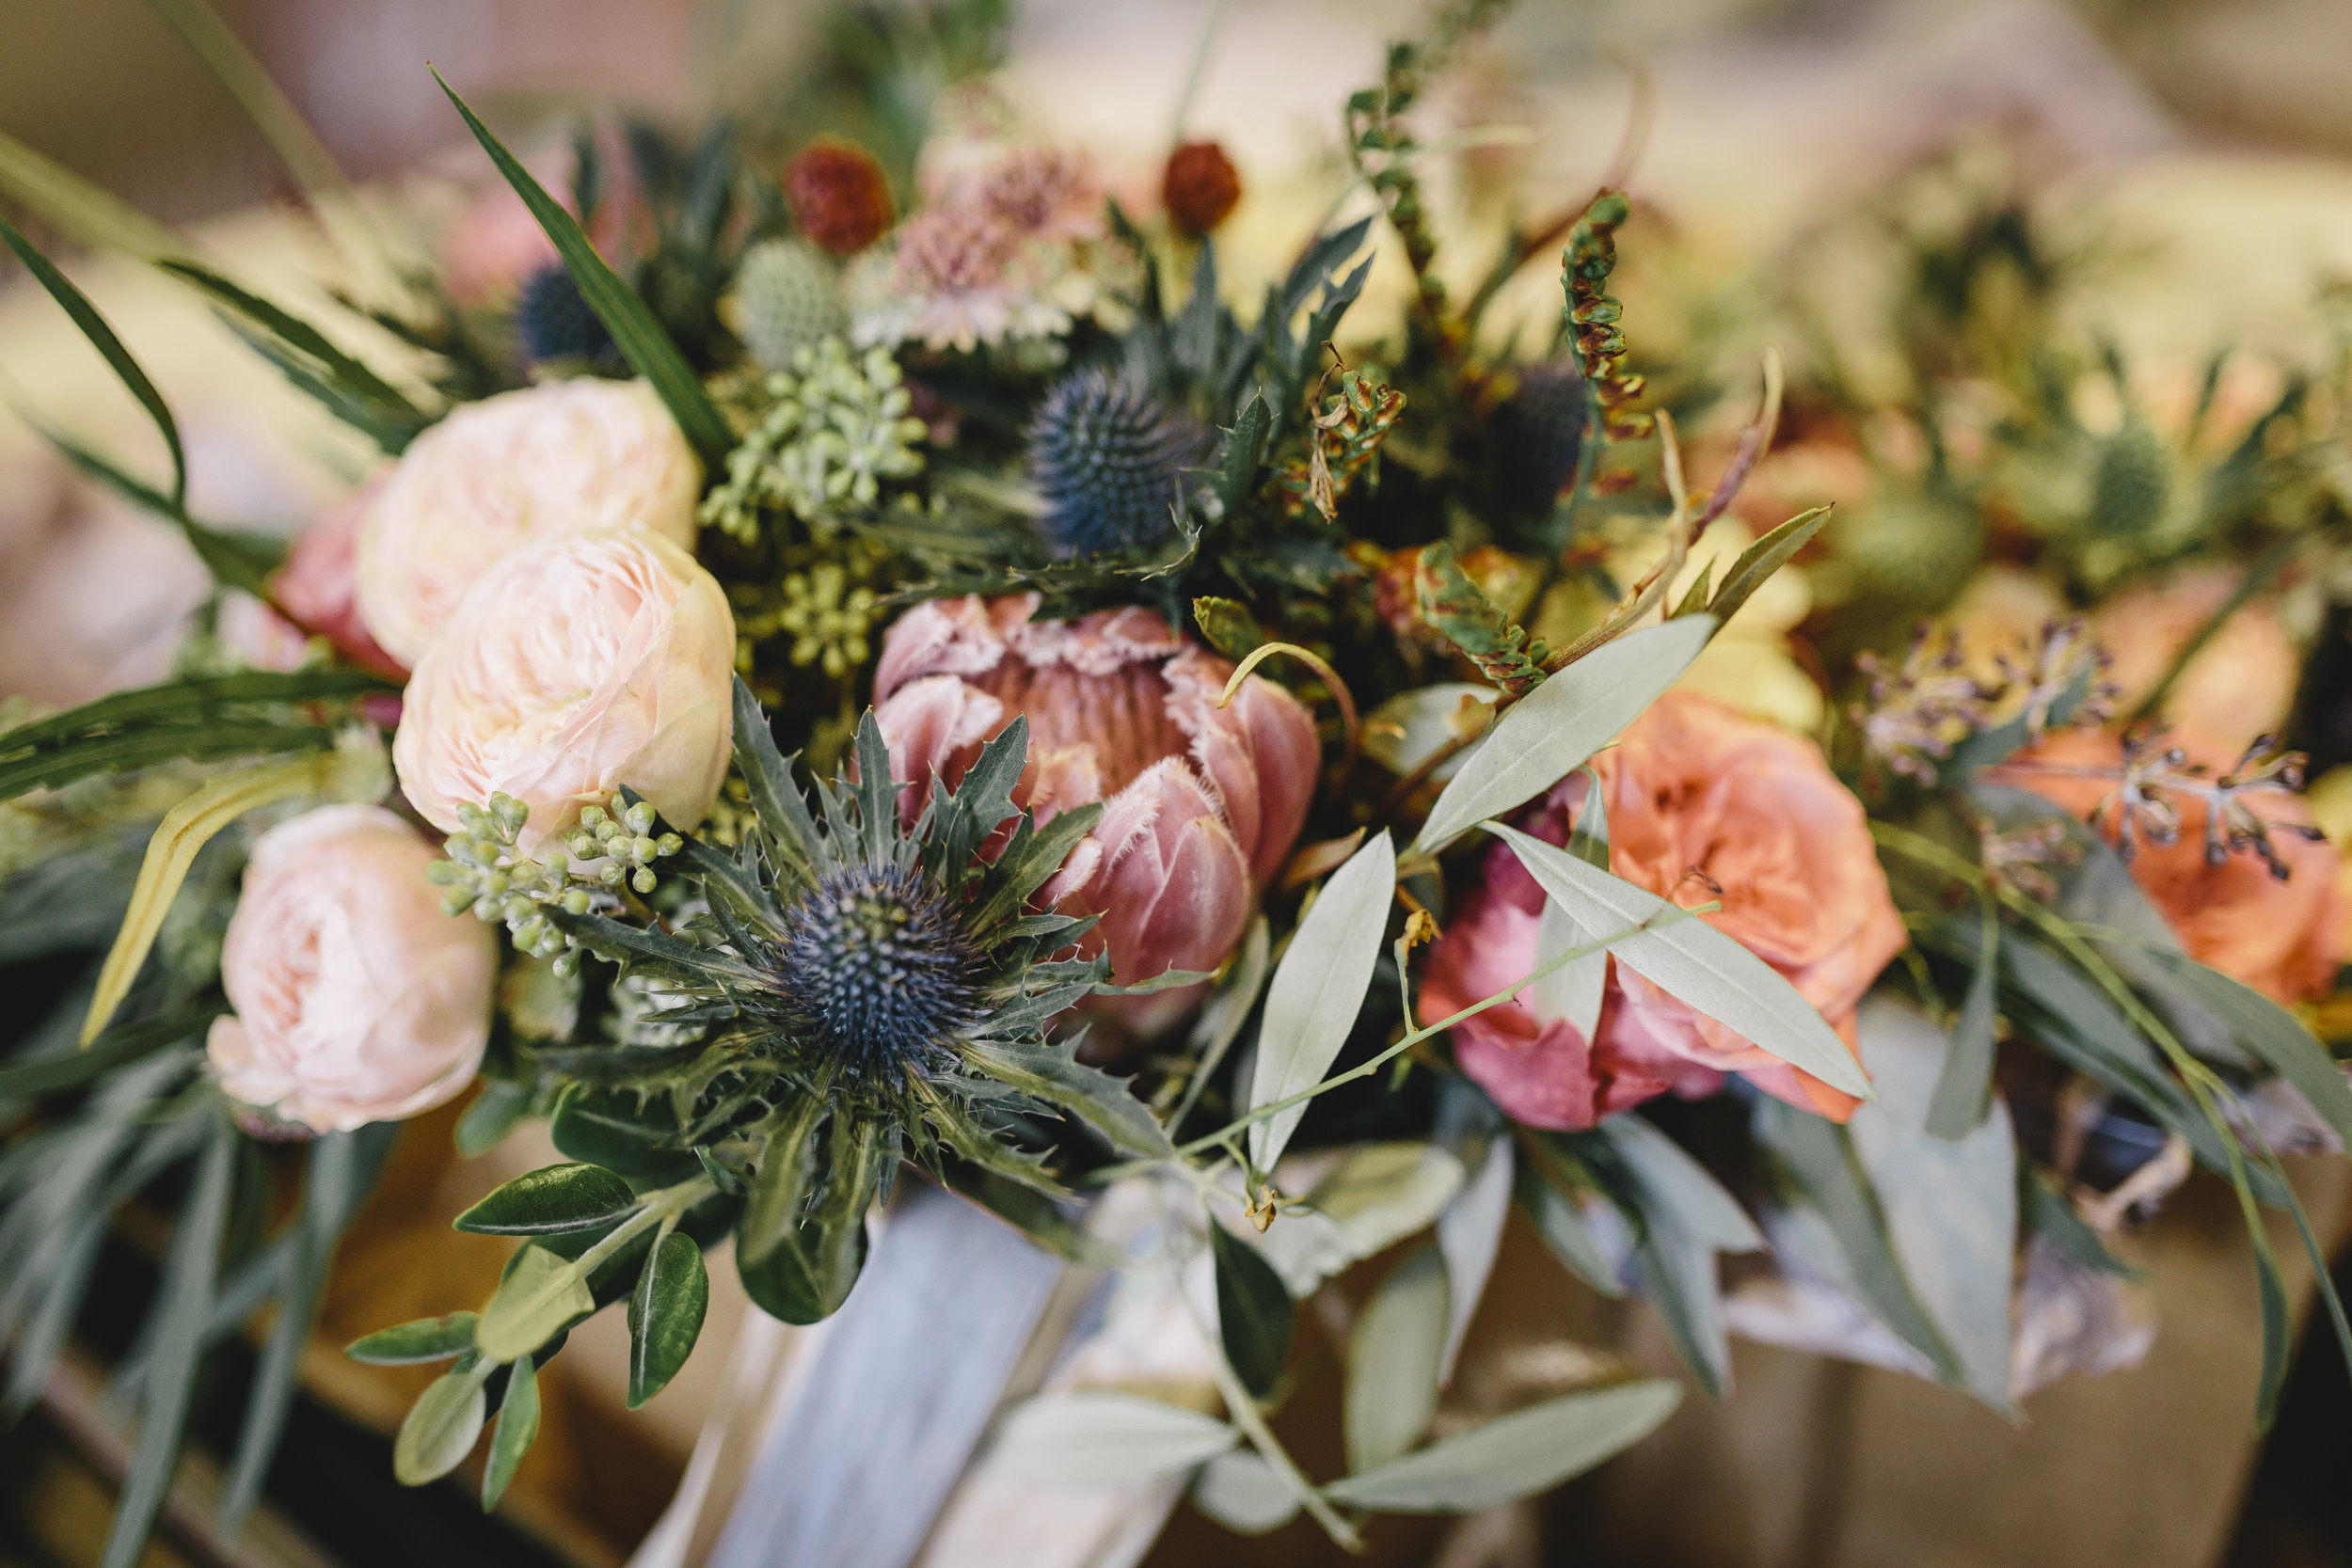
left=208, top=804, right=499, bottom=1132
left=356, top=378, right=701, bottom=665
left=392, top=527, right=736, bottom=856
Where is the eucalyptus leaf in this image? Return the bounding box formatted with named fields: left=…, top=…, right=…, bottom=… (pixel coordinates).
left=1415, top=616, right=1713, bottom=851
left=1191, top=1449, right=1298, bottom=1535
left=1528, top=900, right=1607, bottom=1059
left=475, top=1244, right=596, bottom=1365
left=481, top=1354, right=539, bottom=1509
left=1925, top=907, right=2001, bottom=1140
left=627, top=1228, right=708, bottom=1408
left=1597, top=1117, right=1761, bottom=1400
left=455, top=1163, right=639, bottom=1237
left=1345, top=1243, right=1448, bottom=1473
left=393, top=1368, right=487, bottom=1486
left=1848, top=999, right=2017, bottom=1411
left=346, top=1313, right=481, bottom=1365
left=1490, top=825, right=1871, bottom=1099
left=1435, top=1140, right=1512, bottom=1382
left=2018, top=1165, right=2138, bottom=1280
left=2141, top=953, right=2352, bottom=1148
left=1210, top=1224, right=1294, bottom=1399
left=989, top=1392, right=1237, bottom=1486
left=1248, top=831, right=1395, bottom=1171
left=1324, top=1379, right=1682, bottom=1513
left=1515, top=1149, right=1624, bottom=1298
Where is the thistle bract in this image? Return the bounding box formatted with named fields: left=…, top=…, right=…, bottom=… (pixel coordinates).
left=1027, top=371, right=1204, bottom=557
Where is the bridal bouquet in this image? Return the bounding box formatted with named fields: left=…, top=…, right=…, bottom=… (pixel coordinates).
left=5, top=0, right=2350, bottom=1560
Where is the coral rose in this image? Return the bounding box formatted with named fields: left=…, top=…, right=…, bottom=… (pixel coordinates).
left=871, top=594, right=1317, bottom=1010
left=1420, top=691, right=1907, bottom=1128
left=1998, top=728, right=2344, bottom=1004
left=208, top=805, right=497, bottom=1132
left=393, top=528, right=735, bottom=856
left=357, top=379, right=701, bottom=665
left=2089, top=565, right=2299, bottom=758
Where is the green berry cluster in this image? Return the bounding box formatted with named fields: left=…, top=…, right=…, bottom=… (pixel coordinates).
left=696, top=336, right=928, bottom=544
left=428, top=792, right=682, bottom=977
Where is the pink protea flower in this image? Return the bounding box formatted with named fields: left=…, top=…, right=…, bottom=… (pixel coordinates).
left=872, top=594, right=1319, bottom=1015
left=1420, top=691, right=1906, bottom=1129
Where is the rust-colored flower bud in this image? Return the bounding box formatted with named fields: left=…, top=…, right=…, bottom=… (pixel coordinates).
left=1162, top=140, right=1241, bottom=236
left=783, top=138, right=895, bottom=256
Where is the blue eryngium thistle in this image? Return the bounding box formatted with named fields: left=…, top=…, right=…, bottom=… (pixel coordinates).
left=1027, top=371, right=1204, bottom=556
left=540, top=681, right=1179, bottom=1325
left=776, top=860, right=981, bottom=1070
left=1491, top=361, right=1588, bottom=515
left=516, top=261, right=614, bottom=364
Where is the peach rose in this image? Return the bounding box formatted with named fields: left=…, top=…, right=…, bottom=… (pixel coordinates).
left=357, top=380, right=701, bottom=666
left=1420, top=691, right=1906, bottom=1127
left=393, top=528, right=735, bottom=855
left=2089, top=566, right=2298, bottom=758
left=1999, top=728, right=2344, bottom=1004
left=207, top=805, right=497, bottom=1132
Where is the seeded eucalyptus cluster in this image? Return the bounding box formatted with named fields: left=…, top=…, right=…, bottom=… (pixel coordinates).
left=427, top=791, right=684, bottom=974
left=361, top=678, right=1178, bottom=1490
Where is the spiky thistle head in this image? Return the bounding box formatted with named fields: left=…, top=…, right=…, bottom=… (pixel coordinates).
left=515, top=261, right=614, bottom=366
left=1489, top=361, right=1587, bottom=516
left=772, top=858, right=983, bottom=1074
left=1027, top=371, right=1205, bottom=557
left=732, top=238, right=847, bottom=373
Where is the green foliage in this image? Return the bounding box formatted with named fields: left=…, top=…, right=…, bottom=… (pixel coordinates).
left=699, top=337, right=927, bottom=543
left=1209, top=1224, right=1294, bottom=1399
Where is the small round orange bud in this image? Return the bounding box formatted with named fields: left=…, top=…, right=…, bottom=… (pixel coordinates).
left=784, top=138, right=895, bottom=256
left=1162, top=140, right=1241, bottom=237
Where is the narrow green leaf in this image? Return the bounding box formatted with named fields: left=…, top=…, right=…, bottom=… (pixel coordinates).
left=0, top=211, right=184, bottom=510
left=2253, top=1227, right=2291, bottom=1431
left=0, top=129, right=189, bottom=261
left=0, top=1008, right=207, bottom=1100
left=481, top=1355, right=539, bottom=1508
left=1435, top=1140, right=1512, bottom=1381
left=1209, top=1224, right=1293, bottom=1399
left=454, top=1163, right=640, bottom=1236
left=2018, top=1164, right=2139, bottom=1280
left=220, top=1122, right=397, bottom=1529
left=1491, top=824, right=1872, bottom=1100
left=1346, top=1243, right=1448, bottom=1473
left=475, top=1244, right=596, bottom=1364
left=1754, top=1098, right=1959, bottom=1383
left=142, top=0, right=355, bottom=209
left=392, top=1368, right=487, bottom=1486
left=1251, top=1141, right=1464, bottom=1296
left=2146, top=954, right=2352, bottom=1148
left=1846, top=1001, right=2016, bottom=1413
left=1191, top=1449, right=1299, bottom=1536
left=26, top=421, right=284, bottom=594
left=1324, top=1380, right=1682, bottom=1513
left=1416, top=616, right=1714, bottom=851
left=1596, top=1117, right=1760, bottom=1400
left=98, top=1115, right=233, bottom=1568
left=1925, top=901, right=2000, bottom=1140
left=454, top=1080, right=532, bottom=1159
left=1247, top=831, right=1395, bottom=1170
left=1707, top=505, right=1829, bottom=625
left=627, top=1229, right=708, bottom=1408
left=989, top=1392, right=1236, bottom=1485
left=346, top=1312, right=482, bottom=1365
left=433, top=71, right=733, bottom=468
left=1514, top=1147, right=1624, bottom=1298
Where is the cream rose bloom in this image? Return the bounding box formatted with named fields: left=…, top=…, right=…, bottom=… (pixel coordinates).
left=393, top=527, right=735, bottom=854
left=208, top=805, right=498, bottom=1132
left=357, top=378, right=702, bottom=664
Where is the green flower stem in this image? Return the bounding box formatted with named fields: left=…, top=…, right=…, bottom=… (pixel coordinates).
left=1092, top=901, right=1708, bottom=1183
left=1184, top=1253, right=1364, bottom=1553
